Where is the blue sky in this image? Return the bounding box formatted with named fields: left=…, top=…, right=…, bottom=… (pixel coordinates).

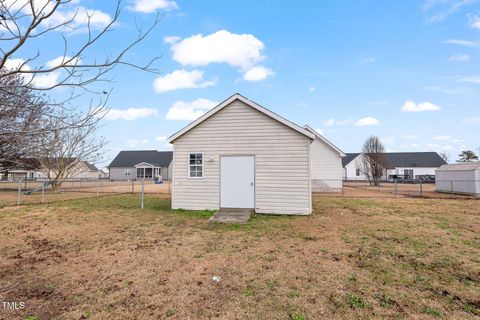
left=10, top=0, right=480, bottom=166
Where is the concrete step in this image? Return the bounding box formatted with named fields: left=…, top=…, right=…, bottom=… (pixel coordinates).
left=209, top=208, right=254, bottom=224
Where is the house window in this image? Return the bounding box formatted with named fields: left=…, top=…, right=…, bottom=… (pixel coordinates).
left=404, top=169, right=413, bottom=180
left=356, top=169, right=360, bottom=176
left=124, top=169, right=131, bottom=177
left=189, top=153, right=203, bottom=178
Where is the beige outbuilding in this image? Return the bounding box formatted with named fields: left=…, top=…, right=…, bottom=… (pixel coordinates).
left=168, top=93, right=342, bottom=215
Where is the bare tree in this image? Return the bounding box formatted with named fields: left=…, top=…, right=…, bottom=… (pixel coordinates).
left=39, top=111, right=104, bottom=191
left=0, top=71, right=51, bottom=171
left=439, top=152, right=450, bottom=163
left=0, top=0, right=162, bottom=132
left=360, top=136, right=388, bottom=186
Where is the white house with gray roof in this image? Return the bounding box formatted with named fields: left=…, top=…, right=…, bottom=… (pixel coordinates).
left=343, top=152, right=447, bottom=181
left=108, top=150, right=173, bottom=180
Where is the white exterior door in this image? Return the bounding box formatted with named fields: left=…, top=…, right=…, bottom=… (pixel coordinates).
left=220, top=156, right=254, bottom=208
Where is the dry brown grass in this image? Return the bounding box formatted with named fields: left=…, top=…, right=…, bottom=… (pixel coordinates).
left=0, top=181, right=171, bottom=207
left=0, top=195, right=478, bottom=319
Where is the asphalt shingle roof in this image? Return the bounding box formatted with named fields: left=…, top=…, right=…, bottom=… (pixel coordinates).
left=342, top=153, right=360, bottom=167
left=342, top=152, right=446, bottom=168
left=108, top=150, right=173, bottom=168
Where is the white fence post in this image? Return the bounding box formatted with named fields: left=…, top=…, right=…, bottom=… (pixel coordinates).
left=16, top=179, right=21, bottom=206
left=141, top=177, right=145, bottom=209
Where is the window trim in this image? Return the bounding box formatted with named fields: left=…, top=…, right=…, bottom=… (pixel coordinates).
left=188, top=152, right=204, bottom=179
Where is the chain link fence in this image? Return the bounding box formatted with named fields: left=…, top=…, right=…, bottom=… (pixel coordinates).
left=314, top=179, right=480, bottom=199
left=2, top=177, right=478, bottom=208
left=0, top=179, right=171, bottom=208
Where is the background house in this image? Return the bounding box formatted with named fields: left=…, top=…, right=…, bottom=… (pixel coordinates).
left=1, top=158, right=99, bottom=181
left=108, top=150, right=173, bottom=181
left=343, top=152, right=447, bottom=181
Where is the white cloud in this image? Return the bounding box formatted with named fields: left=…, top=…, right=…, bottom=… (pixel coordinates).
left=314, top=128, right=323, bottom=135
left=169, top=30, right=273, bottom=80
left=402, top=134, right=418, bottom=140
left=462, top=117, right=480, bottom=124
left=422, top=0, right=475, bottom=23
left=3, top=58, right=31, bottom=71
left=31, top=72, right=60, bottom=88
left=458, top=75, right=480, bottom=84
left=309, top=86, right=315, bottom=93
left=469, top=14, right=480, bottom=29
left=424, top=86, right=471, bottom=94
left=323, top=118, right=352, bottom=126
left=443, top=39, right=480, bottom=48
left=105, top=108, right=159, bottom=120
left=164, top=35, right=181, bottom=44
left=165, top=98, right=218, bottom=121
left=448, top=54, right=469, bottom=62
left=4, top=58, right=60, bottom=88
left=426, top=143, right=453, bottom=151
left=128, top=0, right=178, bottom=13
left=171, top=30, right=265, bottom=69
left=153, top=69, right=216, bottom=93
left=401, top=100, right=440, bottom=112
left=354, top=117, right=380, bottom=126
left=45, top=6, right=112, bottom=32
left=432, top=135, right=451, bottom=141
left=126, top=139, right=149, bottom=148
left=359, top=57, right=376, bottom=64
left=155, top=136, right=167, bottom=141
left=243, top=66, right=274, bottom=81
left=324, top=117, right=379, bottom=127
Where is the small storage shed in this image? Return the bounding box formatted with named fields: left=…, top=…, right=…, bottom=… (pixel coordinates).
left=435, top=162, right=480, bottom=196
left=168, top=93, right=316, bottom=215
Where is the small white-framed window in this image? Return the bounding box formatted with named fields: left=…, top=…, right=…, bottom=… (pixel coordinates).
left=356, top=169, right=360, bottom=176
left=124, top=169, right=131, bottom=176
left=188, top=153, right=203, bottom=178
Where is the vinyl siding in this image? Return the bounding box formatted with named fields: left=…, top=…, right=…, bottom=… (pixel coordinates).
left=436, top=168, right=480, bottom=195
left=172, top=100, right=311, bottom=215
left=109, top=167, right=134, bottom=180
left=310, top=137, right=343, bottom=191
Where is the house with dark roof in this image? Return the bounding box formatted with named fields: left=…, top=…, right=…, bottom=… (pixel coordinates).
left=1, top=158, right=99, bottom=181
left=342, top=152, right=447, bottom=181
left=108, top=150, right=173, bottom=180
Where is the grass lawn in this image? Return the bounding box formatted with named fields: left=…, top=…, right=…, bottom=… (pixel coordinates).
left=0, top=195, right=478, bottom=319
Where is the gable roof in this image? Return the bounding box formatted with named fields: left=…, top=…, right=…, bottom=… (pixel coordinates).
left=303, top=125, right=346, bottom=157
left=342, top=152, right=447, bottom=168
left=384, top=152, right=447, bottom=168
left=168, top=93, right=315, bottom=143
left=82, top=161, right=98, bottom=171
left=436, top=162, right=480, bottom=172
left=108, top=150, right=173, bottom=168
left=342, top=153, right=361, bottom=167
